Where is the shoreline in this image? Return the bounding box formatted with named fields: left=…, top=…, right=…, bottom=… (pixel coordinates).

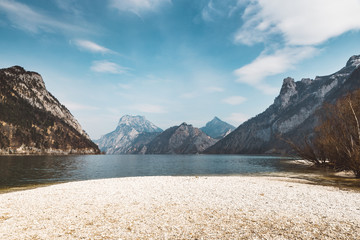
left=2, top=166, right=360, bottom=195
left=1, top=176, right=360, bottom=239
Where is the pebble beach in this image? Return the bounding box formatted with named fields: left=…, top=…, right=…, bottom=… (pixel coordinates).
left=1, top=176, right=360, bottom=239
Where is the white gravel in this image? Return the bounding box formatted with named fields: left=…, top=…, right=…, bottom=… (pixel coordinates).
left=1, top=176, right=360, bottom=239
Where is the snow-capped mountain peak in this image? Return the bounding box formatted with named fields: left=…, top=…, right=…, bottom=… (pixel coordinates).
left=117, top=115, right=162, bottom=133
left=346, top=55, right=360, bottom=68
left=96, top=115, right=163, bottom=154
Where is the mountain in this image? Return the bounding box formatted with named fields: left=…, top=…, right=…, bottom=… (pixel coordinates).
left=205, top=55, right=360, bottom=154
left=95, top=115, right=163, bottom=154
left=200, top=117, right=235, bottom=139
left=0, top=66, right=100, bottom=154
left=143, top=123, right=217, bottom=154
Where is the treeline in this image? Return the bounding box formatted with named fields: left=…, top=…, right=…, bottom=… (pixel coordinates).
left=0, top=85, right=98, bottom=152
left=290, top=89, right=360, bottom=178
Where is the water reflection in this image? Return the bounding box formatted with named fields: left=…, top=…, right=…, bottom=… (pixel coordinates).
left=0, top=155, right=296, bottom=189
left=0, top=155, right=80, bottom=186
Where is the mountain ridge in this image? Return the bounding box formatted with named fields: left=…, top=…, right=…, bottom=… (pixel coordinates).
left=95, top=115, right=162, bottom=154
left=143, top=122, right=217, bottom=154
left=200, top=117, right=235, bottom=139
left=205, top=55, right=360, bottom=154
left=0, top=66, right=100, bottom=154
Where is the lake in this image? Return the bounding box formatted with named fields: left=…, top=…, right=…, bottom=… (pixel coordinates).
left=0, top=154, right=304, bottom=190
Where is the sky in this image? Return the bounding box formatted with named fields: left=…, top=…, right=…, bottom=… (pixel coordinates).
left=1, top=0, right=360, bottom=139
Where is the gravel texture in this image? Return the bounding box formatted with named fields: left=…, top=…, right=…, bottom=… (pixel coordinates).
left=1, top=176, right=360, bottom=239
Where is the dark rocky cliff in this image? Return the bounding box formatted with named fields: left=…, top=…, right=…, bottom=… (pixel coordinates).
left=144, top=123, right=217, bottom=154
left=0, top=66, right=100, bottom=154
left=205, top=55, right=360, bottom=154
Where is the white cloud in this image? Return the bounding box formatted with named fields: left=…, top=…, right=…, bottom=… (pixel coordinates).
left=74, top=40, right=115, bottom=54
left=234, top=46, right=318, bottom=94
left=110, top=0, right=171, bottom=16
left=201, top=0, right=245, bottom=22
left=226, top=112, right=249, bottom=125
left=201, top=0, right=220, bottom=22
left=0, top=0, right=87, bottom=34
left=233, top=0, right=360, bottom=94
left=235, top=0, right=360, bottom=46
left=222, top=96, right=246, bottom=105
left=91, top=60, right=130, bottom=74
left=131, top=104, right=166, bottom=113
left=55, top=0, right=82, bottom=16
left=55, top=0, right=74, bottom=10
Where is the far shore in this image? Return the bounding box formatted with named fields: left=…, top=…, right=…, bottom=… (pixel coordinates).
left=1, top=176, right=360, bottom=239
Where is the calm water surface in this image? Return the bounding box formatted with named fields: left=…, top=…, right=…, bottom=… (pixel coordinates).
left=0, top=155, right=299, bottom=189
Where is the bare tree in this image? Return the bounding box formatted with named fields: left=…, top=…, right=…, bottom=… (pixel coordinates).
left=291, top=90, right=360, bottom=178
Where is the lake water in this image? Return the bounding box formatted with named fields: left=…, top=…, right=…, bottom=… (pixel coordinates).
left=0, top=154, right=301, bottom=189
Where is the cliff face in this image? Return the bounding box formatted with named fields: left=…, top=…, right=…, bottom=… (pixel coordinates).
left=205, top=55, right=360, bottom=154
left=0, top=66, right=100, bottom=154
left=144, top=123, right=217, bottom=154
left=95, top=115, right=163, bottom=154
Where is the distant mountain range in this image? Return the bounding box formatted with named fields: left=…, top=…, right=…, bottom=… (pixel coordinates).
left=3, top=54, right=359, bottom=156
left=95, top=115, right=163, bottom=154
left=0, top=66, right=100, bottom=154
left=96, top=116, right=234, bottom=154
left=200, top=117, right=235, bottom=139
left=143, top=122, right=217, bottom=154
left=206, top=55, right=360, bottom=154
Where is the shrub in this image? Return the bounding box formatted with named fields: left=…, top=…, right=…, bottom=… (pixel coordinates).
left=291, top=89, right=360, bottom=178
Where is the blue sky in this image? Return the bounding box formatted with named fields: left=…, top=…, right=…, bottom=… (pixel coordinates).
left=1, top=0, right=360, bottom=139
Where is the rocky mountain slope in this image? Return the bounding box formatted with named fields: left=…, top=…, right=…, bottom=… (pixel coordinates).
left=205, top=55, right=360, bottom=154
left=95, top=115, right=163, bottom=154
left=0, top=66, right=100, bottom=154
left=143, top=123, right=217, bottom=154
left=200, top=117, right=235, bottom=139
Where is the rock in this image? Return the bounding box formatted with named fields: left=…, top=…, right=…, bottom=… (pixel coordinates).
left=95, top=115, right=162, bottom=154
left=0, top=66, right=100, bottom=154
left=144, top=123, right=217, bottom=154
left=205, top=55, right=360, bottom=154
left=200, top=117, right=235, bottom=139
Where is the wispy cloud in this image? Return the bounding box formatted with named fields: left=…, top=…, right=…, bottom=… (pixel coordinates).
left=222, top=96, right=246, bottom=105
left=226, top=112, right=248, bottom=125
left=73, top=40, right=115, bottom=54
left=55, top=0, right=82, bottom=16
left=130, top=104, right=166, bottom=113
left=91, top=60, right=130, bottom=74
left=109, top=0, right=171, bottom=16
left=0, top=0, right=87, bottom=34
left=233, top=0, right=360, bottom=94
left=235, top=0, right=360, bottom=46
left=234, top=46, right=318, bottom=95
left=201, top=0, right=242, bottom=22
left=201, top=0, right=221, bottom=22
